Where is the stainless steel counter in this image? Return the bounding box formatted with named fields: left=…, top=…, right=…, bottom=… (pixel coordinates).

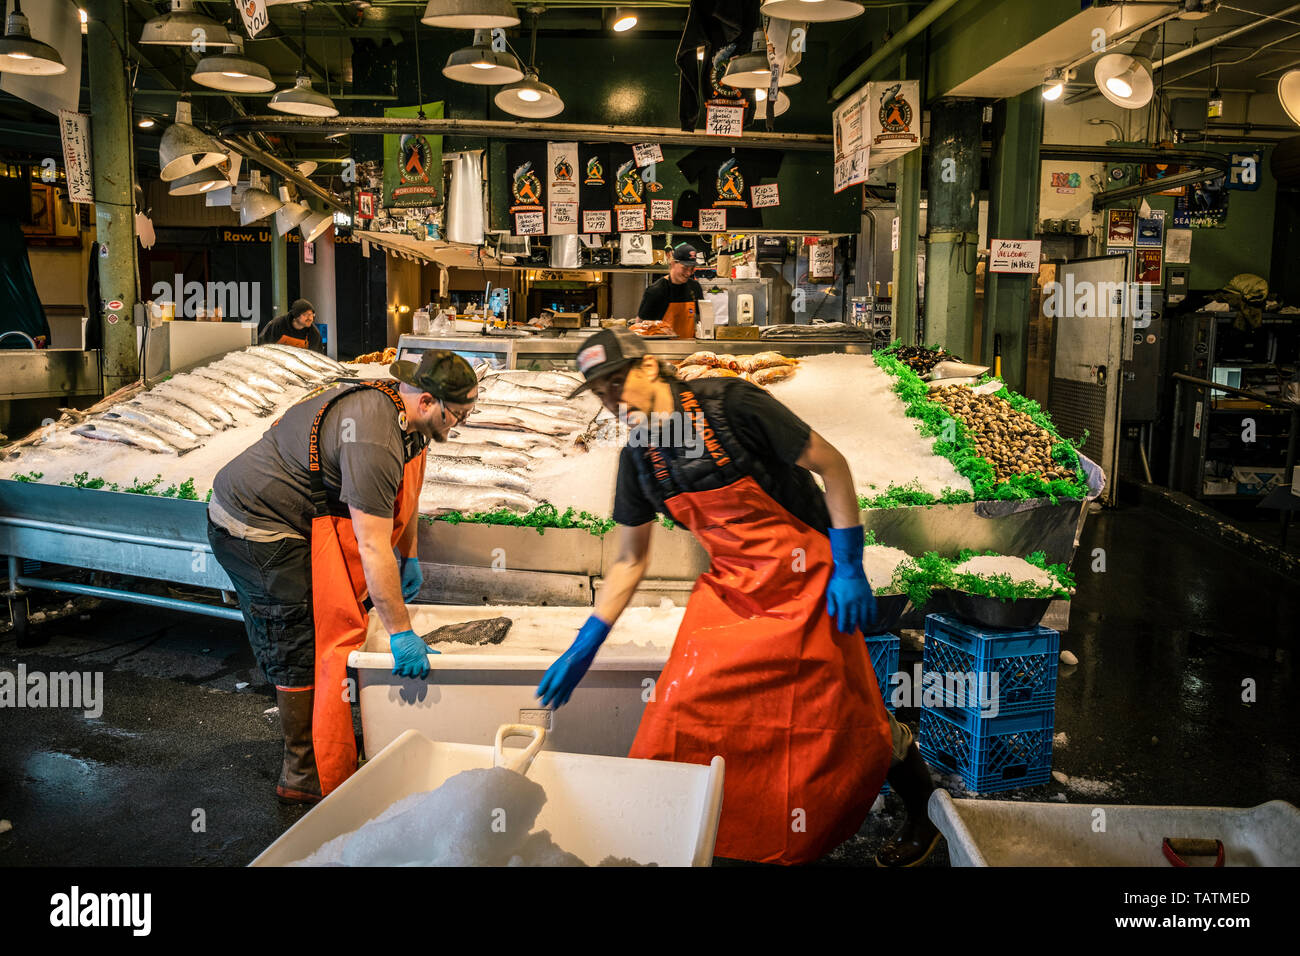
left=0, top=349, right=100, bottom=401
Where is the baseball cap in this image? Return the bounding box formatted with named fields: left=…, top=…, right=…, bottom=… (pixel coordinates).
left=389, top=350, right=479, bottom=403
left=671, top=242, right=701, bottom=265
left=567, top=328, right=647, bottom=398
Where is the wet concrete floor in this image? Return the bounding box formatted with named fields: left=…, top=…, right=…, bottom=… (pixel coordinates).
left=1, top=502, right=1296, bottom=866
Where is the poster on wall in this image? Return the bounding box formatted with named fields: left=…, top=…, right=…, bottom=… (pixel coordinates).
left=1173, top=179, right=1229, bottom=228
left=1136, top=249, right=1163, bottom=284
left=1135, top=209, right=1165, bottom=248
left=1166, top=228, right=1192, bottom=264
left=868, top=80, right=921, bottom=153
left=383, top=102, right=444, bottom=209
left=1107, top=208, right=1135, bottom=246
left=1106, top=247, right=1135, bottom=280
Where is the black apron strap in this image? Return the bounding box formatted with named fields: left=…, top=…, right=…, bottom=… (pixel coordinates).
left=307, top=381, right=411, bottom=519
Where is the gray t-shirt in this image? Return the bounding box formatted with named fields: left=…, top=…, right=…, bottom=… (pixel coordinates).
left=209, top=383, right=414, bottom=542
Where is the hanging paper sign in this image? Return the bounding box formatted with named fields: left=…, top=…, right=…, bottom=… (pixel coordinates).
left=617, top=206, right=646, bottom=232
left=547, top=142, right=579, bottom=235
left=868, top=80, right=921, bottom=152
left=891, top=216, right=899, bottom=251
left=699, top=208, right=727, bottom=232
left=832, top=85, right=870, bottom=193
left=650, top=198, right=673, bottom=221
left=989, top=238, right=1042, bottom=273
left=633, top=143, right=664, bottom=167
left=57, top=110, right=93, bottom=204
left=384, top=102, right=444, bottom=208
left=705, top=104, right=745, bottom=137
left=810, top=242, right=835, bottom=279
left=237, top=0, right=270, bottom=38
left=515, top=210, right=545, bottom=235
left=303, top=241, right=315, bottom=265
left=751, top=183, right=779, bottom=208
left=583, top=210, right=611, bottom=233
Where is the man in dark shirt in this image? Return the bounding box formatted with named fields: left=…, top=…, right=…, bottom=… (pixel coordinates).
left=636, top=242, right=704, bottom=338
left=258, top=298, right=323, bottom=353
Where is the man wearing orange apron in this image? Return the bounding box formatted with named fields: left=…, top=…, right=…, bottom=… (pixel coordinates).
left=537, top=330, right=941, bottom=865
left=207, top=351, right=479, bottom=802
left=636, top=243, right=703, bottom=339
left=258, top=298, right=323, bottom=352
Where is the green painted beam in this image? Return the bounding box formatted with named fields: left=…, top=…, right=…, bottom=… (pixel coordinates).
left=925, top=98, right=981, bottom=358
left=271, top=176, right=290, bottom=319
left=891, top=44, right=924, bottom=344
left=982, top=90, right=1043, bottom=391
left=926, top=0, right=1080, bottom=100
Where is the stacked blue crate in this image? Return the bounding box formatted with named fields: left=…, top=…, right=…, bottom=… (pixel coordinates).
left=865, top=633, right=901, bottom=796
left=917, top=613, right=1059, bottom=793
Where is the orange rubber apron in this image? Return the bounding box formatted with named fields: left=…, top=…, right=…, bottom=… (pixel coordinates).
left=661, top=300, right=698, bottom=339
left=306, top=381, right=427, bottom=796
left=277, top=334, right=309, bottom=348
left=628, top=459, right=892, bottom=865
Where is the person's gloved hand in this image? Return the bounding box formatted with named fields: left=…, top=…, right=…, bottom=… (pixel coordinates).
left=827, top=525, right=876, bottom=636
left=536, top=615, right=611, bottom=708
left=398, top=555, right=423, bottom=603
left=390, top=629, right=436, bottom=679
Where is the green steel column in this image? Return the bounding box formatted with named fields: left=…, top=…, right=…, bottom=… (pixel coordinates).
left=924, top=98, right=981, bottom=359
left=890, top=48, right=924, bottom=344
left=87, top=0, right=139, bottom=391
left=271, top=177, right=289, bottom=318
left=982, top=90, right=1043, bottom=391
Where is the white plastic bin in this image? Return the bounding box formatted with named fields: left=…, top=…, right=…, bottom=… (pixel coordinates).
left=348, top=605, right=678, bottom=759
left=251, top=729, right=725, bottom=867
left=930, top=790, right=1300, bottom=866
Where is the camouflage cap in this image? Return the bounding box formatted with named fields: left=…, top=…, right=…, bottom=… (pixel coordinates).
left=389, top=350, right=478, bottom=403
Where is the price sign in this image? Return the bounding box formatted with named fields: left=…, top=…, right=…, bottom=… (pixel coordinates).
left=751, top=183, right=779, bottom=208
left=699, top=208, right=727, bottom=232
left=633, top=143, right=664, bottom=167
left=582, top=210, right=612, bottom=233
left=550, top=202, right=578, bottom=229
left=650, top=199, right=673, bottom=221
left=616, top=206, right=647, bottom=232
left=705, top=104, right=744, bottom=137
left=515, top=210, right=545, bottom=235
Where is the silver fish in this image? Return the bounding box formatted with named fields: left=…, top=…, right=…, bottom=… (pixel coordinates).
left=424, top=455, right=532, bottom=492
left=509, top=402, right=593, bottom=424
left=106, top=405, right=203, bottom=449
left=246, top=345, right=334, bottom=383
left=189, top=368, right=276, bottom=410
left=206, top=356, right=288, bottom=394
left=259, top=343, right=349, bottom=376
left=131, top=394, right=217, bottom=435
left=73, top=419, right=185, bottom=455
left=447, top=425, right=561, bottom=450
left=437, top=442, right=532, bottom=470
left=464, top=404, right=583, bottom=437
left=222, top=350, right=315, bottom=387
left=150, top=383, right=238, bottom=427
left=479, top=379, right=584, bottom=406
left=485, top=370, right=583, bottom=394
left=418, top=482, right=539, bottom=515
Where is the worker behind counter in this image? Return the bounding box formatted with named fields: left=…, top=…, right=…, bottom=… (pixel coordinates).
left=206, top=350, right=480, bottom=804
left=637, top=242, right=704, bottom=338
left=259, top=298, right=324, bottom=353
left=537, top=329, right=941, bottom=867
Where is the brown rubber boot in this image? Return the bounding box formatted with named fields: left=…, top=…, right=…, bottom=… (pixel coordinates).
left=875, top=742, right=943, bottom=867
left=275, top=687, right=323, bottom=805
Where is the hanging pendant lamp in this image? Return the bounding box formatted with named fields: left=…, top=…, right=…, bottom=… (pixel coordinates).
left=269, top=8, right=339, bottom=116
left=168, top=165, right=229, bottom=196
left=753, top=87, right=791, bottom=118
left=239, top=171, right=283, bottom=226
left=1094, top=30, right=1156, bottom=110
left=141, top=0, right=233, bottom=48
left=444, top=28, right=523, bottom=84
left=275, top=187, right=312, bottom=236
left=0, top=0, right=67, bottom=75
left=723, top=31, right=802, bottom=90
left=760, top=0, right=864, bottom=23
left=301, top=209, right=334, bottom=243
left=421, top=0, right=519, bottom=29
left=158, top=99, right=228, bottom=182
left=495, top=13, right=563, bottom=117
left=193, top=35, right=274, bottom=93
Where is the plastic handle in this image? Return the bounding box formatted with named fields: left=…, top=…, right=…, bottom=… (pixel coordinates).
left=493, top=723, right=546, bottom=776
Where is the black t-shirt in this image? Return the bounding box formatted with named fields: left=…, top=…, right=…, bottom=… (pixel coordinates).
left=637, top=276, right=704, bottom=323
left=676, top=148, right=784, bottom=229
left=258, top=312, right=324, bottom=353
left=613, top=378, right=826, bottom=531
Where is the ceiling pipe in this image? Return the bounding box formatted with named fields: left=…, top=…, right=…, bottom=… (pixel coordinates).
left=829, top=0, right=964, bottom=102
left=1152, top=3, right=1300, bottom=70
left=219, top=135, right=348, bottom=212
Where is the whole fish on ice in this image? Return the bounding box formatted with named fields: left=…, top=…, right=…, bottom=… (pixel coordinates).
left=424, top=456, right=532, bottom=493
left=448, top=426, right=562, bottom=451
left=73, top=418, right=190, bottom=455
left=205, top=356, right=288, bottom=394
left=105, top=404, right=203, bottom=449
left=463, top=404, right=583, bottom=437
left=149, top=382, right=238, bottom=427
left=484, top=370, right=582, bottom=395
left=436, top=442, right=532, bottom=470
left=419, top=482, right=540, bottom=515
left=131, top=393, right=218, bottom=435
left=188, top=368, right=276, bottom=411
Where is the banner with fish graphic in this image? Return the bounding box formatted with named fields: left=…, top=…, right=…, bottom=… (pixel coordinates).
left=579, top=144, right=612, bottom=234
left=867, top=80, right=920, bottom=156
left=507, top=142, right=548, bottom=235
left=547, top=142, right=579, bottom=235
left=612, top=147, right=648, bottom=232
left=383, top=102, right=444, bottom=209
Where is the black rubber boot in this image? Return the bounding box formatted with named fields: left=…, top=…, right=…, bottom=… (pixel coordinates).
left=875, top=742, right=942, bottom=867
left=275, top=687, right=323, bottom=805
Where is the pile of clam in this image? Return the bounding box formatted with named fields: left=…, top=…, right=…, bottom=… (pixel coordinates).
left=931, top=385, right=1076, bottom=483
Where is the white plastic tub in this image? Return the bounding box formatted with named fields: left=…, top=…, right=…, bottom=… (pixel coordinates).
left=930, top=790, right=1300, bottom=866
left=348, top=604, right=682, bottom=759
left=251, top=728, right=725, bottom=867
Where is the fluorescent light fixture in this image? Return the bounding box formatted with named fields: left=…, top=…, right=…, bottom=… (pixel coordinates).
left=140, top=0, right=233, bottom=49
left=612, top=8, right=637, bottom=31
left=158, top=100, right=228, bottom=182
left=0, top=0, right=67, bottom=76
left=759, top=0, right=864, bottom=23
left=421, top=0, right=519, bottom=29
left=443, top=28, right=523, bottom=84
left=193, top=36, right=275, bottom=93
left=494, top=71, right=564, bottom=117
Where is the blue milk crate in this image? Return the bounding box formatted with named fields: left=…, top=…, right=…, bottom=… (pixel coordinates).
left=923, top=614, right=1059, bottom=718
left=918, top=704, right=1054, bottom=793
left=865, top=633, right=900, bottom=711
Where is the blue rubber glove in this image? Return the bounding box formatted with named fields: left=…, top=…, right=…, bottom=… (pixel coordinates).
left=827, top=525, right=877, bottom=636
left=390, top=629, right=436, bottom=679
left=398, top=555, right=423, bottom=603
left=536, top=615, right=612, bottom=708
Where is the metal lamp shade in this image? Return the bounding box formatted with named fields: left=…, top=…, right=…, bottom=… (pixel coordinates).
left=1279, top=70, right=1300, bottom=125
left=193, top=37, right=275, bottom=93
left=721, top=52, right=802, bottom=90
left=760, top=0, right=864, bottom=22
left=422, top=0, right=520, bottom=29
left=1094, top=52, right=1154, bottom=109
left=269, top=74, right=340, bottom=117
left=275, top=187, right=311, bottom=235
left=443, top=33, right=523, bottom=84
left=752, top=88, right=790, bottom=118
left=494, top=73, right=563, bottom=118
left=239, top=187, right=283, bottom=226
left=301, top=210, right=334, bottom=243
left=0, top=8, right=66, bottom=75
left=141, top=0, right=233, bottom=48
left=158, top=103, right=228, bottom=182
left=168, top=166, right=229, bottom=196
